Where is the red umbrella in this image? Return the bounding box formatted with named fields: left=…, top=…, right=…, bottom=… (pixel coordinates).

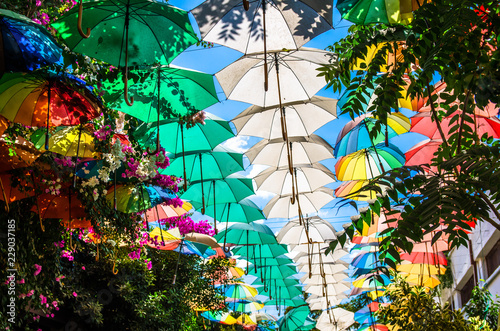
left=400, top=251, right=447, bottom=266
left=404, top=138, right=443, bottom=170
left=410, top=111, right=500, bottom=139
left=33, top=190, right=87, bottom=220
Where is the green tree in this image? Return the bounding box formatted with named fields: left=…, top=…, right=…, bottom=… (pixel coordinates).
left=463, top=285, right=500, bottom=330
left=322, top=0, right=500, bottom=269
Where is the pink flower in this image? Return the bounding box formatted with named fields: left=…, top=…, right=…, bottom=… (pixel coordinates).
left=17, top=279, right=25, bottom=284
left=39, top=294, right=47, bottom=304
left=146, top=260, right=152, bottom=270
left=52, top=301, right=58, bottom=307
left=36, top=0, right=42, bottom=6
left=72, top=292, right=77, bottom=297
left=82, top=266, right=85, bottom=270
left=34, top=264, right=42, bottom=276
left=27, top=290, right=34, bottom=297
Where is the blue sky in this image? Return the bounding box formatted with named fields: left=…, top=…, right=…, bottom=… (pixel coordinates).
left=165, top=0, right=428, bottom=233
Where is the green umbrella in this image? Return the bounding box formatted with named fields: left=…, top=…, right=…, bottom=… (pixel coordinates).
left=247, top=265, right=297, bottom=281
left=134, top=113, right=235, bottom=189
left=232, top=244, right=289, bottom=260
left=52, top=0, right=197, bottom=104
left=258, top=285, right=303, bottom=300
left=252, top=278, right=300, bottom=288
left=102, top=66, right=219, bottom=154
left=247, top=256, right=295, bottom=268
left=265, top=298, right=307, bottom=309
left=215, top=222, right=277, bottom=248
left=105, top=183, right=176, bottom=214
left=193, top=198, right=265, bottom=224
left=336, top=0, right=417, bottom=25
left=182, top=177, right=255, bottom=233
left=278, top=305, right=314, bottom=331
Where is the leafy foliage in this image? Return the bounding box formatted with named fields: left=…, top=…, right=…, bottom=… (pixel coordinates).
left=463, top=284, right=500, bottom=330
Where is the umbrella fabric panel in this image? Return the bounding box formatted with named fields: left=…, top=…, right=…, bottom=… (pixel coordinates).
left=263, top=188, right=334, bottom=219
left=181, top=177, right=255, bottom=206
left=51, top=0, right=197, bottom=66
left=195, top=199, right=265, bottom=224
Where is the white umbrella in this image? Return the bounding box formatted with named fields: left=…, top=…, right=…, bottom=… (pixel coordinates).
left=307, top=294, right=347, bottom=310
left=263, top=187, right=334, bottom=219
left=304, top=282, right=350, bottom=297
left=232, top=96, right=338, bottom=140
left=254, top=164, right=335, bottom=195
left=246, top=134, right=334, bottom=168
left=298, top=262, right=347, bottom=275
left=192, top=0, right=334, bottom=55
left=316, top=308, right=355, bottom=331
left=216, top=47, right=337, bottom=107
left=293, top=247, right=349, bottom=263
left=277, top=216, right=337, bottom=245
left=300, top=273, right=348, bottom=285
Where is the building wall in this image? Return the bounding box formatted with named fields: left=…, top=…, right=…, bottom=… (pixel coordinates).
left=444, top=217, right=500, bottom=308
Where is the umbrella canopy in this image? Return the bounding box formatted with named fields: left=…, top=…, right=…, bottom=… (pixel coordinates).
left=106, top=184, right=176, bottom=213
left=334, top=112, right=410, bottom=157
left=405, top=138, right=442, bottom=168
left=263, top=187, right=334, bottom=219
left=247, top=134, right=334, bottom=172
left=410, top=110, right=500, bottom=140
left=102, top=65, right=218, bottom=122
left=301, top=273, right=348, bottom=286
left=51, top=0, right=196, bottom=67
left=232, top=96, right=337, bottom=140
left=336, top=0, right=421, bottom=25
left=0, top=9, right=62, bottom=74
left=144, top=201, right=192, bottom=222
left=353, top=273, right=392, bottom=289
left=134, top=113, right=234, bottom=155
left=316, top=308, right=355, bottom=331
left=397, top=262, right=446, bottom=275
left=258, top=285, right=303, bottom=300
left=31, top=125, right=97, bottom=158
left=192, top=0, right=333, bottom=55
left=0, top=173, right=34, bottom=204
left=335, top=144, right=405, bottom=181
left=232, top=244, right=289, bottom=260
left=0, top=136, right=41, bottom=172
left=279, top=305, right=313, bottom=331
left=164, top=146, right=244, bottom=183
left=265, top=298, right=307, bottom=308
left=216, top=47, right=336, bottom=107
left=277, top=216, right=337, bottom=245
left=34, top=189, right=87, bottom=220
left=215, top=222, right=277, bottom=246
left=254, top=164, right=335, bottom=195
left=400, top=251, right=448, bottom=266
left=226, top=298, right=265, bottom=313
left=303, top=282, right=350, bottom=297
left=201, top=311, right=237, bottom=325
left=220, top=282, right=258, bottom=299
left=335, top=179, right=386, bottom=201
left=0, top=71, right=101, bottom=128
left=236, top=313, right=257, bottom=326
left=404, top=274, right=441, bottom=288
left=195, top=199, right=265, bottom=224
left=248, top=264, right=298, bottom=280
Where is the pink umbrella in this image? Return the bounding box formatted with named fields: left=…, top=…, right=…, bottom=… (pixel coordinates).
left=404, top=138, right=443, bottom=170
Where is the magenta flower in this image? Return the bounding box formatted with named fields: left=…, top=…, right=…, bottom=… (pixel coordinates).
left=72, top=292, right=78, bottom=297
left=34, top=264, right=42, bottom=276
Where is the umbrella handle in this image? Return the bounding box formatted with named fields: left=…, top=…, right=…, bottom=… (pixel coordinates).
left=77, top=0, right=91, bottom=38
left=243, top=0, right=250, bottom=11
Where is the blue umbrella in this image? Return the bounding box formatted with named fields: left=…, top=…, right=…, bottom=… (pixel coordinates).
left=0, top=9, right=62, bottom=75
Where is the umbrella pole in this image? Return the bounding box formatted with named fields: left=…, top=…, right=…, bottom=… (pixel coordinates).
left=123, top=4, right=134, bottom=106
left=147, top=70, right=161, bottom=155
left=0, top=176, right=9, bottom=212
left=223, top=203, right=231, bottom=253
left=77, top=0, right=91, bottom=38
left=263, top=0, right=268, bottom=91
left=200, top=154, right=205, bottom=214
left=73, top=125, right=83, bottom=187
left=172, top=240, right=183, bottom=285
left=180, top=123, right=187, bottom=191
left=45, top=81, right=51, bottom=150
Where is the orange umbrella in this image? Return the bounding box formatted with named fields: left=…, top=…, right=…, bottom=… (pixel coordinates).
left=0, top=115, right=9, bottom=136
left=61, top=219, right=92, bottom=229
left=0, top=136, right=41, bottom=172
left=33, top=190, right=87, bottom=220
left=0, top=173, right=34, bottom=204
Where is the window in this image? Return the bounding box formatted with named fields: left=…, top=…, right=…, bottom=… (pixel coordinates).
left=460, top=276, right=475, bottom=306
left=485, top=240, right=500, bottom=278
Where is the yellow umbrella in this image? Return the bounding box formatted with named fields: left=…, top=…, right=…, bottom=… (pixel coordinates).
left=403, top=274, right=441, bottom=288
left=397, top=263, right=446, bottom=275
left=149, top=227, right=182, bottom=242
left=335, top=180, right=379, bottom=201
left=236, top=313, right=257, bottom=326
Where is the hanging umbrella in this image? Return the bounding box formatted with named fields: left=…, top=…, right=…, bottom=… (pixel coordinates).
left=335, top=180, right=384, bottom=201
left=352, top=272, right=392, bottom=289
left=181, top=177, right=255, bottom=231
left=258, top=285, right=303, bottom=300
left=164, top=146, right=244, bottom=184
left=226, top=297, right=265, bottom=313
left=134, top=113, right=235, bottom=189
left=201, top=311, right=237, bottom=325
left=144, top=201, right=191, bottom=222
left=31, top=125, right=97, bottom=158
left=316, top=308, right=355, bottom=331
left=220, top=282, right=258, bottom=299
left=335, top=144, right=405, bottom=181
left=194, top=198, right=265, bottom=224
left=0, top=72, right=101, bottom=144
left=254, top=164, right=335, bottom=195
left=400, top=251, right=447, bottom=266
left=106, top=184, right=177, bottom=213
left=265, top=298, right=307, bottom=308
left=252, top=278, right=301, bottom=288
left=34, top=189, right=87, bottom=220
left=232, top=244, right=290, bottom=269
left=397, top=262, right=446, bottom=275
left=246, top=134, right=334, bottom=168
left=215, top=222, right=277, bottom=248
left=405, top=138, right=443, bottom=169
left=0, top=9, right=62, bottom=75
left=263, top=187, right=334, bottom=220
left=295, top=247, right=349, bottom=265
left=248, top=264, right=298, bottom=281
left=277, top=216, right=337, bottom=245
left=334, top=112, right=410, bottom=157
left=410, top=110, right=500, bottom=140
left=51, top=0, right=197, bottom=104
left=303, top=282, right=350, bottom=297
left=236, top=313, right=257, bottom=326
left=278, top=305, right=313, bottom=331
left=192, top=0, right=333, bottom=56
left=403, top=273, right=441, bottom=288
left=336, top=0, right=422, bottom=25
left=298, top=263, right=347, bottom=276
left=216, top=47, right=336, bottom=108
left=0, top=136, right=42, bottom=172
left=232, top=96, right=337, bottom=140
left=0, top=173, right=34, bottom=205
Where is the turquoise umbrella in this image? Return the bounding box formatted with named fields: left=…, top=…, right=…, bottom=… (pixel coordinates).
left=278, top=306, right=315, bottom=331
left=193, top=198, right=265, bottom=224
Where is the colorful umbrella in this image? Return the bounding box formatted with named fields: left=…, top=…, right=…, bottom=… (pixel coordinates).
left=143, top=201, right=192, bottom=223
left=397, top=262, right=446, bottom=275
left=232, top=244, right=289, bottom=261
left=248, top=264, right=298, bottom=281
left=236, top=313, right=257, bottom=326
left=215, top=222, right=277, bottom=248
left=353, top=273, right=392, bottom=288
left=232, top=96, right=337, bottom=140
left=200, top=311, right=237, bottom=325
left=31, top=125, right=97, bottom=158
left=34, top=189, right=87, bottom=220
left=404, top=138, right=443, bottom=169
left=194, top=199, right=265, bottom=224
left=226, top=298, right=265, bottom=314
left=337, top=0, right=421, bottom=25
left=0, top=173, right=34, bottom=205
left=220, top=282, right=258, bottom=299
left=334, top=112, right=410, bottom=157
left=278, top=305, right=314, bottom=331
left=0, top=136, right=41, bottom=172
left=0, top=9, right=62, bottom=75
left=335, top=179, right=384, bottom=201
left=335, top=144, right=405, bottom=181
left=400, top=251, right=447, bottom=266
left=106, top=184, right=176, bottom=213
left=0, top=71, right=101, bottom=148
